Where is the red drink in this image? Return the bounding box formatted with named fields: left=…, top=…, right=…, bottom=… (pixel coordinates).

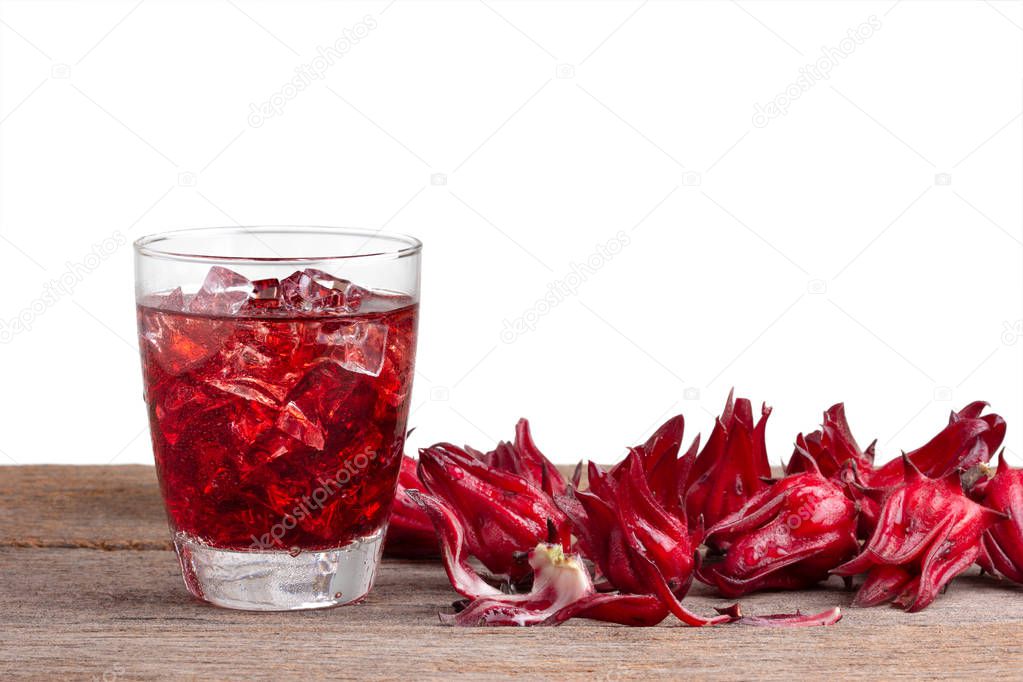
left=137, top=267, right=418, bottom=552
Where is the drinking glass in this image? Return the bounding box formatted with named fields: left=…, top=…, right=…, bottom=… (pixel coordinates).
left=134, top=226, right=420, bottom=610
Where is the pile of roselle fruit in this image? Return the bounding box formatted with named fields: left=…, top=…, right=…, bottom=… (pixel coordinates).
left=384, top=392, right=1020, bottom=627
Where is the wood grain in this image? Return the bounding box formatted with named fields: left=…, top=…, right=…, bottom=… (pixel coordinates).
left=2, top=466, right=1023, bottom=680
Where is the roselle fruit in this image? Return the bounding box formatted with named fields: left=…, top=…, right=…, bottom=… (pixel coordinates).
left=978, top=453, right=1023, bottom=583
left=414, top=415, right=844, bottom=629
left=564, top=452, right=698, bottom=596
left=698, top=453, right=859, bottom=597
left=686, top=391, right=773, bottom=533
left=383, top=455, right=438, bottom=558
left=833, top=456, right=1004, bottom=612
left=418, top=441, right=571, bottom=581
left=558, top=441, right=742, bottom=627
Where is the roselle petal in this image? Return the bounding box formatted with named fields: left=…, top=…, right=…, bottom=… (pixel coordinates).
left=731, top=606, right=843, bottom=627
left=406, top=490, right=502, bottom=599
left=852, top=565, right=914, bottom=607
left=905, top=532, right=985, bottom=612
left=513, top=419, right=568, bottom=497
left=687, top=389, right=736, bottom=487
left=384, top=456, right=439, bottom=558
left=610, top=414, right=690, bottom=513
left=978, top=453, right=1023, bottom=583
left=630, top=546, right=737, bottom=627
left=569, top=488, right=646, bottom=593
left=618, top=453, right=696, bottom=588
left=686, top=394, right=773, bottom=533
left=543, top=593, right=668, bottom=627
left=834, top=460, right=883, bottom=539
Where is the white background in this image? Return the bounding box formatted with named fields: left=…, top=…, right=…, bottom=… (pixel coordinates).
left=1, top=0, right=1021, bottom=467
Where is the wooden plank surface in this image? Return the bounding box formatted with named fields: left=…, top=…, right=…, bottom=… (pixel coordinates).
left=2, top=465, right=1023, bottom=680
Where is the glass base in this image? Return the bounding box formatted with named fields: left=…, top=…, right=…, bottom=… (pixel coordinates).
left=173, top=530, right=385, bottom=611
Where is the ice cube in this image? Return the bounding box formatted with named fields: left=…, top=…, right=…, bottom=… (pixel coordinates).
left=140, top=287, right=185, bottom=311
left=305, top=268, right=367, bottom=312
left=189, top=266, right=252, bottom=315
left=140, top=309, right=230, bottom=375
left=276, top=401, right=326, bottom=450
left=280, top=269, right=366, bottom=313
left=248, top=278, right=281, bottom=310
left=273, top=362, right=365, bottom=450
left=206, top=377, right=283, bottom=408
left=317, top=321, right=388, bottom=377
left=163, top=287, right=185, bottom=311
left=280, top=270, right=331, bottom=312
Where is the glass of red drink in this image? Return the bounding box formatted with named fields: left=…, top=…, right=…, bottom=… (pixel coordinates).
left=134, top=227, right=420, bottom=610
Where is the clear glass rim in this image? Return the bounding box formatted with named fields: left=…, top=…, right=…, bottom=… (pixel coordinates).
left=134, top=226, right=422, bottom=265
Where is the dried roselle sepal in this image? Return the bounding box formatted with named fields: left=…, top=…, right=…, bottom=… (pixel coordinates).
left=978, top=453, right=1023, bottom=583
left=686, top=391, right=773, bottom=532
left=726, top=605, right=843, bottom=627
left=698, top=455, right=859, bottom=597
left=833, top=456, right=1004, bottom=612
left=384, top=455, right=439, bottom=558
left=418, top=442, right=571, bottom=581
left=442, top=543, right=671, bottom=627
left=471, top=419, right=567, bottom=497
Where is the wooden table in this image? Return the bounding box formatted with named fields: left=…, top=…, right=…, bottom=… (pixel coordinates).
left=3, top=465, right=1023, bottom=680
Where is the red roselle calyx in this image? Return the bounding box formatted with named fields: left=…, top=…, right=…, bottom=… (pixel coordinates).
left=685, top=392, right=773, bottom=534
left=832, top=456, right=1004, bottom=612
left=563, top=452, right=697, bottom=597
left=698, top=453, right=859, bottom=597
left=383, top=455, right=438, bottom=558
left=384, top=420, right=564, bottom=559
left=790, top=402, right=1006, bottom=490
left=557, top=418, right=737, bottom=627
left=417, top=431, right=571, bottom=582
left=978, top=453, right=1023, bottom=583
left=414, top=416, right=844, bottom=628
